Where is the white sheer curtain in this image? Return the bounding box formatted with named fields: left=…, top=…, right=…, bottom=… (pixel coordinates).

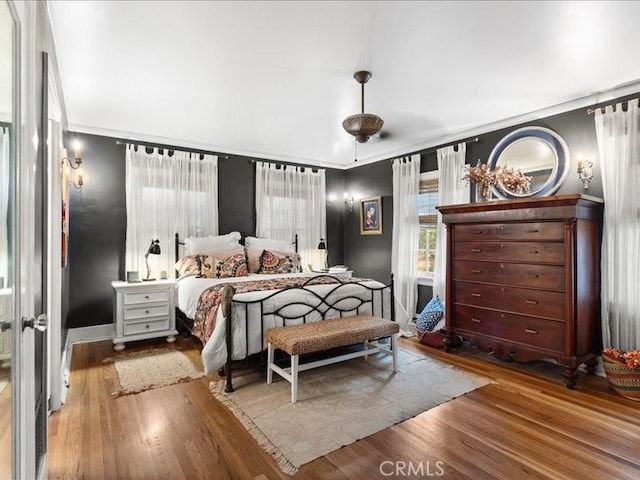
left=0, top=127, right=8, bottom=286
left=392, top=154, right=420, bottom=331
left=433, top=143, right=468, bottom=300
left=125, top=144, right=218, bottom=279
left=255, top=162, right=326, bottom=269
left=595, top=98, right=640, bottom=351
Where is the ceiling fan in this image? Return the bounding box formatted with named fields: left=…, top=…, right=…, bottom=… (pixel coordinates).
left=342, top=71, right=384, bottom=143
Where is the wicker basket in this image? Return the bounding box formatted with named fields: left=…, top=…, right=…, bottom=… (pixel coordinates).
left=602, top=355, right=640, bottom=401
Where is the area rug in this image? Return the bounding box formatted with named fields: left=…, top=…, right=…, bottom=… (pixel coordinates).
left=107, top=348, right=205, bottom=397
left=210, top=349, right=490, bottom=474
left=0, top=378, right=7, bottom=397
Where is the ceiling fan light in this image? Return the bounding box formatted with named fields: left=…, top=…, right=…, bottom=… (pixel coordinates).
left=342, top=113, right=384, bottom=143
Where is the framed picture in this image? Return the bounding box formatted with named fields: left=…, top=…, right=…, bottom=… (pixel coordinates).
left=360, top=195, right=382, bottom=235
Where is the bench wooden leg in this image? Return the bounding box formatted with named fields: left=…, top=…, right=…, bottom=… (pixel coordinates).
left=267, top=342, right=274, bottom=384
left=291, top=354, right=299, bottom=403
left=391, top=333, right=398, bottom=372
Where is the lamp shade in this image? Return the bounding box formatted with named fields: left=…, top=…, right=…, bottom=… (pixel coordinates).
left=317, top=238, right=326, bottom=250
left=147, top=239, right=161, bottom=255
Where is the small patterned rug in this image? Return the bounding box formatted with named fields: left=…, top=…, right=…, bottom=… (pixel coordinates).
left=210, top=348, right=490, bottom=475
left=107, top=348, right=204, bottom=397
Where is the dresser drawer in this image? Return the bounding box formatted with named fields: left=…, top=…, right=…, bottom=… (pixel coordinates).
left=124, top=303, right=170, bottom=321
left=454, top=222, right=564, bottom=241
left=454, top=304, right=565, bottom=353
left=454, top=260, right=565, bottom=290
left=453, top=241, right=565, bottom=264
left=454, top=281, right=565, bottom=320
left=123, top=317, right=171, bottom=336
left=123, top=290, right=170, bottom=306
left=0, top=299, right=8, bottom=320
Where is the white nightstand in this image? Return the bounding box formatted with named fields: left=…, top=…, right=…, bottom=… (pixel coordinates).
left=328, top=270, right=353, bottom=278
left=0, top=288, right=11, bottom=361
left=112, top=279, right=178, bottom=351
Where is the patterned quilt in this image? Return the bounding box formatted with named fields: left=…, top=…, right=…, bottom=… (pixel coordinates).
left=192, top=276, right=366, bottom=344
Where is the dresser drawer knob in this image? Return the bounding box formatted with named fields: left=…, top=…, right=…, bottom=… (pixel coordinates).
left=525, top=300, right=538, bottom=305
left=145, top=324, right=150, bottom=329
left=471, top=293, right=482, bottom=297
left=471, top=318, right=482, bottom=323
left=526, top=273, right=540, bottom=279
left=144, top=295, right=150, bottom=299
left=525, top=229, right=540, bottom=233
left=525, top=328, right=539, bottom=334
left=471, top=269, right=482, bottom=274
left=472, top=230, right=483, bottom=235
left=471, top=248, right=482, bottom=253
left=527, top=250, right=540, bottom=254
left=145, top=310, right=150, bottom=314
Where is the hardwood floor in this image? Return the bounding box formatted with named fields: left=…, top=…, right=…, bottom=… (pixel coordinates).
left=48, top=337, right=640, bottom=479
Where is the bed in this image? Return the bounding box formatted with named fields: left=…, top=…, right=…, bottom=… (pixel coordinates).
left=173, top=232, right=394, bottom=391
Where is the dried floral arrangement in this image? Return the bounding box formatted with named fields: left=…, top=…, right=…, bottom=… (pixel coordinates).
left=603, top=348, right=640, bottom=369
left=463, top=160, right=532, bottom=195
left=463, top=160, right=498, bottom=187
left=495, top=165, right=532, bottom=194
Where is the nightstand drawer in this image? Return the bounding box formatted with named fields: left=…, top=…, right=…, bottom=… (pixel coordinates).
left=0, top=300, right=8, bottom=320
left=124, top=317, right=170, bottom=336
left=124, top=303, right=170, bottom=321
left=124, top=290, right=170, bottom=306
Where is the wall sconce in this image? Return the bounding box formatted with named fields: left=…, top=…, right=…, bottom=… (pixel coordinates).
left=576, top=153, right=594, bottom=190
left=344, top=192, right=355, bottom=212
left=62, top=140, right=84, bottom=189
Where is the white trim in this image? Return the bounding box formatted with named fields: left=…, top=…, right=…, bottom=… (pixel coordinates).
left=343, top=79, right=640, bottom=170
left=69, top=123, right=340, bottom=170
left=66, top=324, right=113, bottom=344
left=416, top=275, right=433, bottom=287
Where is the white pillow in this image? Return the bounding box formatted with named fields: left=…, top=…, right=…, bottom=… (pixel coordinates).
left=244, top=236, right=293, bottom=253
left=184, top=232, right=241, bottom=255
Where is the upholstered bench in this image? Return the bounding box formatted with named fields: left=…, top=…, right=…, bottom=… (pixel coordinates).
left=265, top=315, right=400, bottom=402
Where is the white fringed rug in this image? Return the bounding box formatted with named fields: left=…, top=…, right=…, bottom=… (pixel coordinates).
left=107, top=348, right=204, bottom=397
left=210, top=349, right=490, bottom=475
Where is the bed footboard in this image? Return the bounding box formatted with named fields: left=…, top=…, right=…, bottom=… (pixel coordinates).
left=221, top=274, right=395, bottom=392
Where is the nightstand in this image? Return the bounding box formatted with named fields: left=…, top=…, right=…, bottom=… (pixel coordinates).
left=111, top=280, right=178, bottom=351
left=0, top=288, right=11, bottom=361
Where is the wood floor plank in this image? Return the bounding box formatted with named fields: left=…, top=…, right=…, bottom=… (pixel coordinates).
left=48, top=337, right=640, bottom=480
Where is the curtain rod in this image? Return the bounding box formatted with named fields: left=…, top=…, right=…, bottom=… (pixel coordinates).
left=395, top=136, right=480, bottom=161
left=115, top=139, right=229, bottom=159
left=587, top=97, right=639, bottom=115
left=250, top=159, right=324, bottom=172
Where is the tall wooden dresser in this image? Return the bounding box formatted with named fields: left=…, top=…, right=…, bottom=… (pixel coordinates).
left=437, top=194, right=603, bottom=388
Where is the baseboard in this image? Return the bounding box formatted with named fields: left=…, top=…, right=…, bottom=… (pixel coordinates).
left=60, top=324, right=113, bottom=404
left=67, top=323, right=113, bottom=344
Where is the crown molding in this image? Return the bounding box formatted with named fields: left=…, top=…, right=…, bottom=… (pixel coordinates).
left=71, top=79, right=640, bottom=172
left=342, top=79, right=640, bottom=170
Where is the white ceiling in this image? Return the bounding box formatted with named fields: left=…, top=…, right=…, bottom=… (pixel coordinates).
left=48, top=1, right=640, bottom=169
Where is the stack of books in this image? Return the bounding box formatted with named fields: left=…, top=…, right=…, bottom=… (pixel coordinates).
left=328, top=265, right=348, bottom=273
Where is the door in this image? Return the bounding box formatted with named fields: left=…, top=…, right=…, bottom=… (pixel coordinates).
left=8, top=1, right=49, bottom=478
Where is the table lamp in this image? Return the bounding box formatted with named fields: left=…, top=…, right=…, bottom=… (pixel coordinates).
left=144, top=239, right=161, bottom=281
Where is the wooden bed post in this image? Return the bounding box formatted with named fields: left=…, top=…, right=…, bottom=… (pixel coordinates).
left=390, top=273, right=395, bottom=322
left=221, top=284, right=236, bottom=392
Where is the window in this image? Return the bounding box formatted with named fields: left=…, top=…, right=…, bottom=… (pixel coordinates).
left=417, top=171, right=438, bottom=282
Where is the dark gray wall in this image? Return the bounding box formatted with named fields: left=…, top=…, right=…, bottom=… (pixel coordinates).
left=343, top=93, right=640, bottom=312
left=344, top=161, right=393, bottom=284
left=64, top=132, right=345, bottom=328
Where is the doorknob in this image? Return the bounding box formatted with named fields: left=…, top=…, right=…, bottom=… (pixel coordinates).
left=22, top=314, right=48, bottom=332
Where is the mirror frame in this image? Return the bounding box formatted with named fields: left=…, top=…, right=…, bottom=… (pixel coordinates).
left=488, top=126, right=570, bottom=199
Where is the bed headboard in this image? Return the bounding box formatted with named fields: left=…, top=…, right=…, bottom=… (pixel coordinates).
left=174, top=233, right=299, bottom=278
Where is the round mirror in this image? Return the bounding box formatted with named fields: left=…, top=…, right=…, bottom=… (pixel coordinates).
left=488, top=126, right=570, bottom=198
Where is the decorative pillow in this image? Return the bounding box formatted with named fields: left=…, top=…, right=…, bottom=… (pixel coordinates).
left=210, top=252, right=248, bottom=279
left=184, top=232, right=241, bottom=255
left=245, top=247, right=264, bottom=274
left=258, top=249, right=302, bottom=274
left=174, top=255, right=201, bottom=278
left=244, top=236, right=292, bottom=253
left=416, top=296, right=444, bottom=333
